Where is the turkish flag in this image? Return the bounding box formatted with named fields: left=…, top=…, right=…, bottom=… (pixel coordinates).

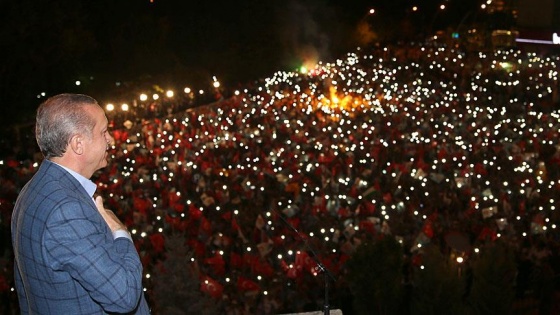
left=200, top=216, right=212, bottom=234
left=237, top=276, right=260, bottom=292
left=231, top=217, right=240, bottom=232
left=287, top=216, right=300, bottom=230
left=187, top=239, right=206, bottom=257
left=253, top=259, right=275, bottom=278
left=189, top=203, right=203, bottom=220
left=133, top=196, right=150, bottom=215
left=200, top=275, right=223, bottom=298
left=422, top=220, right=434, bottom=239
left=359, top=220, right=376, bottom=235
left=204, top=252, right=226, bottom=276
left=474, top=162, right=488, bottom=175
left=230, top=251, right=244, bottom=269
left=243, top=253, right=258, bottom=268
left=6, top=159, right=19, bottom=168
left=286, top=265, right=298, bottom=279
left=168, top=191, right=184, bottom=213
left=149, top=233, right=165, bottom=253
left=362, top=200, right=376, bottom=215
left=382, top=193, right=392, bottom=204
left=337, top=206, right=350, bottom=218
left=295, top=251, right=308, bottom=271
left=478, top=227, right=497, bottom=241
left=221, top=211, right=232, bottom=221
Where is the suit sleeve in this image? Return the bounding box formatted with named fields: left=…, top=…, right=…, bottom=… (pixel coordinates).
left=13, top=263, right=29, bottom=314
left=43, top=199, right=144, bottom=313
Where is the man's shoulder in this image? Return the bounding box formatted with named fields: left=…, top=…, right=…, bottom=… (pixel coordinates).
left=27, top=160, right=78, bottom=191
left=16, top=161, right=82, bottom=212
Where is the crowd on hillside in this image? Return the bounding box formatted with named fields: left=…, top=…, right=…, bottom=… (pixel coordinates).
left=2, top=42, right=560, bottom=314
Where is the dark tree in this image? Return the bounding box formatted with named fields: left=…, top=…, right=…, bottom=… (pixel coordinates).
left=346, top=236, right=405, bottom=315
left=151, top=233, right=222, bottom=315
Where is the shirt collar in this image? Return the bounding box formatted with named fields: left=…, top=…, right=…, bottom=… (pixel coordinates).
left=53, top=162, right=98, bottom=198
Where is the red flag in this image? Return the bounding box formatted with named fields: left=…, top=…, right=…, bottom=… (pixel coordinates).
left=286, top=265, right=298, bottom=279
left=478, top=227, right=497, bottom=241
left=232, top=217, right=240, bottom=232
left=422, top=220, right=434, bottom=239
left=204, top=252, right=226, bottom=276
left=337, top=206, right=350, bottom=218
left=133, top=196, right=150, bottom=215
left=189, top=203, right=203, bottom=220
left=149, top=233, right=165, bottom=253
left=230, top=251, right=244, bottom=269
left=295, top=251, right=311, bottom=275
left=237, top=276, right=260, bottom=292
left=243, top=252, right=258, bottom=269
left=200, top=275, right=223, bottom=298
left=287, top=216, right=300, bottom=230
left=280, top=259, right=290, bottom=272
left=359, top=219, right=376, bottom=235
left=187, top=239, right=206, bottom=257
left=221, top=211, right=232, bottom=221
left=382, top=192, right=392, bottom=204
left=168, top=191, right=184, bottom=213
left=253, top=260, right=275, bottom=278
left=362, top=200, right=376, bottom=215
left=200, top=216, right=212, bottom=234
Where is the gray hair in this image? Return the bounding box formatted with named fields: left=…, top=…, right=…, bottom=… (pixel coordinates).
left=35, top=93, right=100, bottom=159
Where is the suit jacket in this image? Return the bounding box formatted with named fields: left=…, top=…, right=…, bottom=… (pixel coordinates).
left=11, top=159, right=150, bottom=314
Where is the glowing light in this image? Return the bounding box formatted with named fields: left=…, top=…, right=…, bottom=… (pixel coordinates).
left=212, top=76, right=220, bottom=88
left=106, top=104, right=115, bottom=112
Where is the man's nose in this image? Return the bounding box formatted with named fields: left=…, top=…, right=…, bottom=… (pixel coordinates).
left=106, top=132, right=115, bottom=147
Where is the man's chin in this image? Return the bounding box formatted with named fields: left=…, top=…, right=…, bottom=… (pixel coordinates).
left=92, top=163, right=108, bottom=178
left=97, top=159, right=109, bottom=171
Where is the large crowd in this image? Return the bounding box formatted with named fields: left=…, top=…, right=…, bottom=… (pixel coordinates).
left=2, top=42, right=560, bottom=314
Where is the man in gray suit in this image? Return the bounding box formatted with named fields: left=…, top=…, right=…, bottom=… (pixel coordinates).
left=11, top=93, right=150, bottom=314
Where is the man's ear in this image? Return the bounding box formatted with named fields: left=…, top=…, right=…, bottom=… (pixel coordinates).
left=69, top=134, right=84, bottom=155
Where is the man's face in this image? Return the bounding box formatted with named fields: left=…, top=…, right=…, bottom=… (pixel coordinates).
left=84, top=106, right=114, bottom=175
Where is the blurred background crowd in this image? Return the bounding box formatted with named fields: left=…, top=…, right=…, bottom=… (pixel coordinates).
left=1, top=41, right=560, bottom=314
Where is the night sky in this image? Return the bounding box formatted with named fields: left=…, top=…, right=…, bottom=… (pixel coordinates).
left=0, top=0, right=476, bottom=127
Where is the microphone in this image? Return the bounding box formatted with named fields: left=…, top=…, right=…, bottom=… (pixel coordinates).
left=268, top=207, right=336, bottom=315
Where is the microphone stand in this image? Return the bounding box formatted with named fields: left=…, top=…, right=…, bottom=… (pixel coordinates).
left=271, top=209, right=336, bottom=315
